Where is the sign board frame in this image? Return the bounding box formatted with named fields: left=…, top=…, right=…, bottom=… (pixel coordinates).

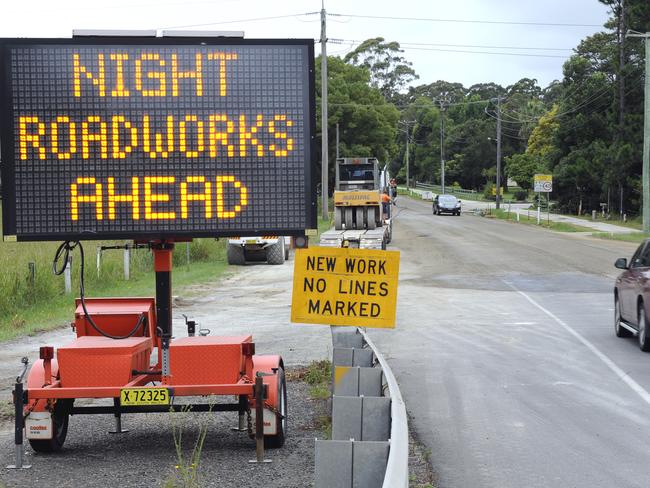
left=291, top=247, right=400, bottom=329
left=533, top=174, right=553, bottom=193
left=0, top=37, right=317, bottom=242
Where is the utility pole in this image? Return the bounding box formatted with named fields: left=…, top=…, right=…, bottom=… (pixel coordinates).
left=320, top=1, right=329, bottom=219
left=336, top=123, right=339, bottom=159
left=398, top=120, right=416, bottom=189
left=439, top=99, right=446, bottom=194
left=495, top=97, right=502, bottom=210
left=628, top=31, right=650, bottom=232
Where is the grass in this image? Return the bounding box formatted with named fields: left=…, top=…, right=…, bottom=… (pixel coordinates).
left=289, top=360, right=332, bottom=438
left=571, top=213, right=643, bottom=230
left=485, top=208, right=593, bottom=232
left=0, top=239, right=228, bottom=342
left=590, top=232, right=650, bottom=243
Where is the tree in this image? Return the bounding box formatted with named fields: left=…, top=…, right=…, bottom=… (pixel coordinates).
left=315, top=56, right=400, bottom=190
left=344, top=38, right=419, bottom=101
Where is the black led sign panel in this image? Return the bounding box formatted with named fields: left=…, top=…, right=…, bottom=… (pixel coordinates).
left=0, top=38, right=316, bottom=241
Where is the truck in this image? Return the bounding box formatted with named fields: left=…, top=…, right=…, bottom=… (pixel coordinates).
left=227, top=236, right=290, bottom=265
left=319, top=157, right=393, bottom=250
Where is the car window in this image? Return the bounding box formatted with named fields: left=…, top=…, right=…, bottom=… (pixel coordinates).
left=631, top=242, right=650, bottom=268
left=439, top=195, right=458, bottom=204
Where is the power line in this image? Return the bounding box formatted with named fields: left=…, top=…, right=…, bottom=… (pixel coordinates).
left=330, top=38, right=574, bottom=52
left=328, top=12, right=602, bottom=28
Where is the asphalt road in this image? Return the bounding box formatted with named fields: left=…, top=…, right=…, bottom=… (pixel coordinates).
left=369, top=197, right=648, bottom=488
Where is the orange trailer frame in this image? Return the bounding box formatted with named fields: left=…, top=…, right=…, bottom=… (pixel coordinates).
left=12, top=241, right=286, bottom=465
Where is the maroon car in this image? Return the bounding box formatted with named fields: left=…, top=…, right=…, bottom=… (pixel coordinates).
left=614, top=239, right=650, bottom=351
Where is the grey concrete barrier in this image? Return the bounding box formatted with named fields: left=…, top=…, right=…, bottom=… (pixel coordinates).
left=314, top=328, right=409, bottom=488
left=358, top=328, right=409, bottom=488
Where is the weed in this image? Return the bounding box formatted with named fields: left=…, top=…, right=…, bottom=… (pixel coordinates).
left=0, top=398, right=14, bottom=421
left=304, top=360, right=331, bottom=385
left=164, top=401, right=214, bottom=488
left=309, top=383, right=330, bottom=400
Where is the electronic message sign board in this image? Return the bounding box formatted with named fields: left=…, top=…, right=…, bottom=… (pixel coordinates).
left=0, top=38, right=316, bottom=241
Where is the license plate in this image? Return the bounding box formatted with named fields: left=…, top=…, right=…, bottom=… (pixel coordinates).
left=245, top=239, right=258, bottom=244
left=120, top=387, right=170, bottom=406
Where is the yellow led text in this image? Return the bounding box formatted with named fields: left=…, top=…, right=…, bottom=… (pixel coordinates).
left=70, top=175, right=248, bottom=221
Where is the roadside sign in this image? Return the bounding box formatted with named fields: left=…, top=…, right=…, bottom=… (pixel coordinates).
left=534, top=174, right=553, bottom=193
left=291, top=247, right=400, bottom=328
left=491, top=186, right=504, bottom=196
left=0, top=38, right=316, bottom=242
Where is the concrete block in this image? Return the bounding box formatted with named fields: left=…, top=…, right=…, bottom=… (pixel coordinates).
left=315, top=439, right=353, bottom=488
left=331, top=328, right=364, bottom=348
left=333, top=366, right=359, bottom=396
left=352, top=441, right=389, bottom=488
left=358, top=367, right=383, bottom=397
left=333, top=347, right=354, bottom=367
left=352, top=348, right=373, bottom=367
left=361, top=396, right=391, bottom=441
left=332, top=395, right=362, bottom=441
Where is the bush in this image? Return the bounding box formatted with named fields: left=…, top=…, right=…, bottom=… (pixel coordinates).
left=483, top=183, right=496, bottom=201
left=514, top=190, right=528, bottom=201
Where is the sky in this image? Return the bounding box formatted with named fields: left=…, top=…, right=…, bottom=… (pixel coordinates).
left=0, top=0, right=612, bottom=89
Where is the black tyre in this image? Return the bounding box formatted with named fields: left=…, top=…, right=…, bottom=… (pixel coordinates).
left=614, top=295, right=631, bottom=338
left=267, top=239, right=285, bottom=265
left=334, top=207, right=343, bottom=230
left=29, top=400, right=72, bottom=453
left=639, top=303, right=650, bottom=351
left=227, top=243, right=245, bottom=265
left=284, top=238, right=290, bottom=261
left=265, top=367, right=287, bottom=449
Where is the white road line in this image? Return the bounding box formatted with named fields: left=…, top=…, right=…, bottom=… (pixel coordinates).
left=505, top=282, right=650, bottom=406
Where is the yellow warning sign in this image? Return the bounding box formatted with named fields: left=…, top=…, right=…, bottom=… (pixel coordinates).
left=291, top=247, right=400, bottom=328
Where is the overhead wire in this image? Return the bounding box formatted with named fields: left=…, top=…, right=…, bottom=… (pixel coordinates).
left=328, top=12, right=602, bottom=28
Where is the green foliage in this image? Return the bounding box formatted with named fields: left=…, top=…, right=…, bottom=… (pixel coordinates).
left=344, top=37, right=419, bottom=101
left=304, top=359, right=332, bottom=385
left=0, top=239, right=227, bottom=341
left=315, top=55, right=399, bottom=182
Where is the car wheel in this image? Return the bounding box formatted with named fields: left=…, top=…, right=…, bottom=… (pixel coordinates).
left=614, top=295, right=631, bottom=338
left=639, top=303, right=650, bottom=351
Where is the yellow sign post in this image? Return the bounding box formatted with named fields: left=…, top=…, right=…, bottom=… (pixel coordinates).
left=291, top=247, right=400, bottom=328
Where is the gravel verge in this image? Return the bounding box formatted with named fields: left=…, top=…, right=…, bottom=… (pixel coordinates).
left=0, top=372, right=321, bottom=488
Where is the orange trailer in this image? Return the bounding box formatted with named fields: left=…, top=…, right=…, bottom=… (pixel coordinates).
left=19, top=242, right=287, bottom=458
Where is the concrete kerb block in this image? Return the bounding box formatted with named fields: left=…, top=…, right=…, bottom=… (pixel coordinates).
left=332, top=396, right=362, bottom=441
left=315, top=439, right=388, bottom=488
left=359, top=367, right=383, bottom=397
left=315, top=439, right=353, bottom=488
left=361, top=396, right=391, bottom=441
left=334, top=366, right=383, bottom=397
left=353, top=441, right=390, bottom=488
left=333, top=347, right=354, bottom=367
left=331, top=327, right=365, bottom=349
left=352, top=348, right=373, bottom=367
left=332, top=395, right=391, bottom=442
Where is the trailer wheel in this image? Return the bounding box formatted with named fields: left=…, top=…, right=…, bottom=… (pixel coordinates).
left=227, top=243, right=246, bottom=265
left=366, top=208, right=377, bottom=230
left=265, top=367, right=287, bottom=449
left=345, top=208, right=354, bottom=230
left=334, top=207, right=343, bottom=230
left=28, top=399, right=72, bottom=453
left=267, top=239, right=285, bottom=265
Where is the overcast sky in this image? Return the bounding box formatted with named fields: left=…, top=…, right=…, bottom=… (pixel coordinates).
left=0, top=0, right=612, bottom=89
